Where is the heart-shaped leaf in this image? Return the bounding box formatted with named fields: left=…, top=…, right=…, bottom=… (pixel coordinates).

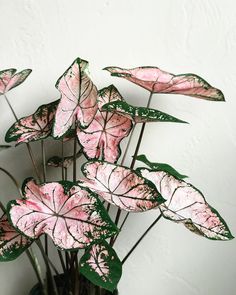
left=138, top=168, right=233, bottom=240
left=80, top=161, right=165, bottom=212
left=53, top=58, right=98, bottom=139
left=5, top=100, right=59, bottom=145
left=77, top=85, right=133, bottom=163
left=102, top=100, right=187, bottom=124
left=47, top=150, right=83, bottom=169
left=80, top=241, right=122, bottom=292
left=104, top=66, right=224, bottom=101
left=0, top=68, right=32, bottom=95
left=136, top=154, right=188, bottom=179
left=0, top=212, right=32, bottom=261
left=8, top=178, right=117, bottom=250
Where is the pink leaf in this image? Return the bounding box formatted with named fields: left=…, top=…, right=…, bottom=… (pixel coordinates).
left=138, top=168, right=233, bottom=240
left=104, top=66, right=224, bottom=101
left=8, top=179, right=117, bottom=250
left=80, top=161, right=165, bottom=212
left=53, top=58, right=98, bottom=139
left=5, top=100, right=58, bottom=144
left=77, top=85, right=133, bottom=163
left=0, top=69, right=32, bottom=95
left=0, top=212, right=32, bottom=261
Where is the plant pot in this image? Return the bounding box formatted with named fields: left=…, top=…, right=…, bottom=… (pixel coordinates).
left=29, top=273, right=118, bottom=295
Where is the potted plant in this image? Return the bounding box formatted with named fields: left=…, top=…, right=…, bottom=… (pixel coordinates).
left=0, top=58, right=233, bottom=295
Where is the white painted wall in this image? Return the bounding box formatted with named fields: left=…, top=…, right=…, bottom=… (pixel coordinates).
left=0, top=0, right=235, bottom=294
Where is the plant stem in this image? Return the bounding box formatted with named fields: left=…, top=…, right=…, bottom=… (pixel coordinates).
left=120, top=124, right=136, bottom=166
left=0, top=167, right=22, bottom=196
left=4, top=93, right=42, bottom=183
left=40, top=140, right=49, bottom=258
left=36, top=240, right=59, bottom=295
left=26, top=249, right=47, bottom=295
left=73, top=136, right=77, bottom=182
left=3, top=94, right=18, bottom=121
left=41, top=140, right=47, bottom=183
left=122, top=213, right=162, bottom=265
left=61, top=140, right=65, bottom=181
left=26, top=143, right=42, bottom=183
left=111, top=92, right=153, bottom=246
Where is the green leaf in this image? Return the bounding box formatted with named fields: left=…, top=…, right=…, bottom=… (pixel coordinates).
left=136, top=154, right=188, bottom=180
left=102, top=101, right=188, bottom=124
left=80, top=241, right=122, bottom=292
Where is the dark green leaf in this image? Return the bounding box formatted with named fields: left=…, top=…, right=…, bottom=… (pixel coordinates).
left=136, top=154, right=188, bottom=180
left=102, top=101, right=187, bottom=124
left=80, top=241, right=122, bottom=291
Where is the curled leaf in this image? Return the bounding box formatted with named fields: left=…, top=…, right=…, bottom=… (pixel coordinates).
left=47, top=150, right=83, bottom=169
left=136, top=154, right=188, bottom=179
left=53, top=58, right=98, bottom=139
left=102, top=100, right=187, bottom=124
left=5, top=100, right=58, bottom=145
left=8, top=178, right=117, bottom=250
left=138, top=168, right=233, bottom=240
left=0, top=213, right=32, bottom=261
left=80, top=161, right=165, bottom=212
left=0, top=69, right=32, bottom=95
left=104, top=66, right=224, bottom=101
left=77, top=85, right=133, bottom=163
left=80, top=241, right=122, bottom=291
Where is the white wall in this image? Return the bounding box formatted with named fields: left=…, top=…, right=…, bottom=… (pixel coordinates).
left=0, top=0, right=235, bottom=294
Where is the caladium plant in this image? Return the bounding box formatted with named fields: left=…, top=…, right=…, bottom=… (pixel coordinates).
left=0, top=59, right=233, bottom=295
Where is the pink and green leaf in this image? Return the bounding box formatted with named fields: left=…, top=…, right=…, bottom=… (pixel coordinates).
left=80, top=161, right=165, bottom=212
left=136, top=154, right=188, bottom=180
left=0, top=68, right=32, bottom=95
left=80, top=241, right=122, bottom=292
left=0, top=212, right=32, bottom=261
left=5, top=100, right=59, bottom=145
left=104, top=66, right=224, bottom=101
left=8, top=178, right=117, bottom=250
left=77, top=85, right=133, bottom=163
left=138, top=168, right=233, bottom=240
left=102, top=100, right=188, bottom=124
left=53, top=58, right=98, bottom=139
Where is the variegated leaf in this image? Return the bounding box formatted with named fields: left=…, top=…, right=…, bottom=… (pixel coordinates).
left=102, top=100, right=187, bottom=124
left=0, top=212, right=32, bottom=261
left=8, top=178, right=117, bottom=250
left=138, top=168, right=233, bottom=240
left=80, top=241, right=122, bottom=291
left=5, top=100, right=59, bottom=145
left=136, top=154, right=188, bottom=179
left=53, top=58, right=98, bottom=139
left=47, top=150, right=82, bottom=169
left=77, top=85, right=133, bottom=163
left=80, top=161, right=165, bottom=212
left=0, top=69, right=32, bottom=95
left=104, top=66, right=224, bottom=101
